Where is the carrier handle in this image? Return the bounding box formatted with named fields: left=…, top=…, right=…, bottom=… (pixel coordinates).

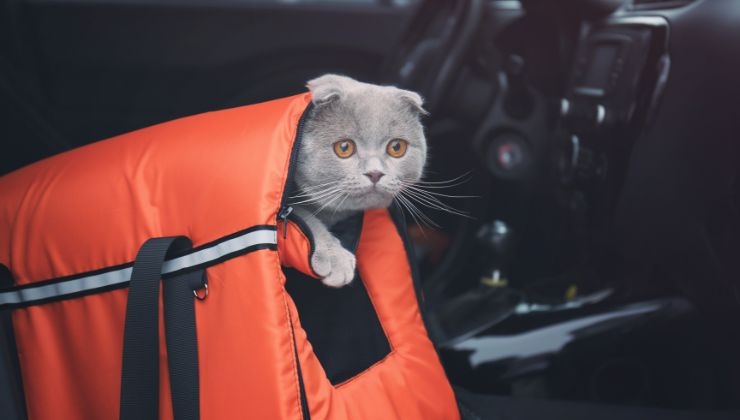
left=120, top=237, right=203, bottom=420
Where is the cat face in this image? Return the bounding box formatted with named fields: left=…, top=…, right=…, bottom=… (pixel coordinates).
left=295, top=75, right=428, bottom=213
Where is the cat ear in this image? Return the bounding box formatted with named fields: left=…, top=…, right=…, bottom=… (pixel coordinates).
left=397, top=89, right=429, bottom=116
left=307, top=74, right=348, bottom=106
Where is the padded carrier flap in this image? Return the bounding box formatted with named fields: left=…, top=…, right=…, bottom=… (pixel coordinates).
left=283, top=213, right=391, bottom=385
left=281, top=209, right=460, bottom=420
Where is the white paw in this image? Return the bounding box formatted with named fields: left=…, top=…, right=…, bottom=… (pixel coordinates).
left=311, top=238, right=356, bottom=288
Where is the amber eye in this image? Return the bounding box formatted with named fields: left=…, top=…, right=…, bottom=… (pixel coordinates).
left=386, top=139, right=408, bottom=158
left=333, top=139, right=356, bottom=158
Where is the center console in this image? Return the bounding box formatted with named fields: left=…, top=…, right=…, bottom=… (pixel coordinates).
left=559, top=15, right=670, bottom=226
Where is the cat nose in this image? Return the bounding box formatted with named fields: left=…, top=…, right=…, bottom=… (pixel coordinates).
left=364, top=171, right=385, bottom=184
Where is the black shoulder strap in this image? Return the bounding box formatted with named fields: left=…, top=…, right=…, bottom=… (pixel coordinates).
left=0, top=265, right=27, bottom=420
left=163, top=267, right=204, bottom=420
left=120, top=238, right=204, bottom=420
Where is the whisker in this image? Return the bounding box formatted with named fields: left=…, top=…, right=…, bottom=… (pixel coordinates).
left=405, top=197, right=471, bottom=219
left=297, top=180, right=343, bottom=192
left=331, top=192, right=351, bottom=218
left=397, top=193, right=440, bottom=228
left=288, top=187, right=343, bottom=204
left=408, top=203, right=439, bottom=229
left=395, top=197, right=426, bottom=236
left=395, top=197, right=427, bottom=235
left=312, top=191, right=345, bottom=216
left=289, top=182, right=344, bottom=200
left=288, top=195, right=339, bottom=206
left=289, top=185, right=343, bottom=199
left=400, top=172, right=473, bottom=192
left=401, top=189, right=473, bottom=219
left=400, top=181, right=469, bottom=190
left=401, top=184, right=479, bottom=199
left=403, top=185, right=470, bottom=207
left=411, top=171, right=473, bottom=186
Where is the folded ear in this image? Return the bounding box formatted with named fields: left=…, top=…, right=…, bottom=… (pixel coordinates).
left=307, top=74, right=351, bottom=106
left=397, top=89, right=429, bottom=116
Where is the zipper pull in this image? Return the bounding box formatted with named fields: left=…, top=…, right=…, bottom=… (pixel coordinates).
left=278, top=206, right=294, bottom=239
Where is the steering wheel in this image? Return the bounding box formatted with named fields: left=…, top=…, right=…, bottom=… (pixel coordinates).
left=381, top=0, right=485, bottom=115
left=380, top=1, right=508, bottom=343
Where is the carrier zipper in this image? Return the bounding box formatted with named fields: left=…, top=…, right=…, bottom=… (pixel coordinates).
left=278, top=102, right=313, bottom=229
left=280, top=103, right=313, bottom=419
left=278, top=206, right=294, bottom=239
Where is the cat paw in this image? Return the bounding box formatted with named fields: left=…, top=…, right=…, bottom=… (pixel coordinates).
left=311, top=239, right=356, bottom=288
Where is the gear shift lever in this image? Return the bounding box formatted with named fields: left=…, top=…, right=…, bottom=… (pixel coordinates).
left=437, top=219, right=521, bottom=346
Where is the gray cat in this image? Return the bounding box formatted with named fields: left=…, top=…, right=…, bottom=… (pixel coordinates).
left=291, top=74, right=428, bottom=287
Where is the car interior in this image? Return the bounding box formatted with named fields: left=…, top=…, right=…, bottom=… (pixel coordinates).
left=1, top=0, right=739, bottom=418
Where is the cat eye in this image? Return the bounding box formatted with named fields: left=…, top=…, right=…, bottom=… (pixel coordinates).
left=386, top=139, right=408, bottom=158
left=333, top=139, right=356, bottom=158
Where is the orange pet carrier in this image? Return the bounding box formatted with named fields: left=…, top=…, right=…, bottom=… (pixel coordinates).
left=0, top=92, right=459, bottom=419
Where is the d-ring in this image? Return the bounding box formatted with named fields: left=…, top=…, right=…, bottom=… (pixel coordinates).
left=193, top=283, right=208, bottom=301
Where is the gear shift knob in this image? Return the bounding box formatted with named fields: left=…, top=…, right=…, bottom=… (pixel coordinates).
left=477, top=220, right=515, bottom=286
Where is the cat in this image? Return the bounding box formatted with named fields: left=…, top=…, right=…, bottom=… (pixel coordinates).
left=290, top=74, right=428, bottom=287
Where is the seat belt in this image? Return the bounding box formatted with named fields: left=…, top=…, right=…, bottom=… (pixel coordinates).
left=120, top=237, right=204, bottom=420
left=0, top=264, right=27, bottom=420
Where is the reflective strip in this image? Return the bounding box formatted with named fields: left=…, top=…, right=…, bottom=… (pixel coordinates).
left=0, top=227, right=277, bottom=307
left=161, top=229, right=276, bottom=274
left=6, top=267, right=134, bottom=307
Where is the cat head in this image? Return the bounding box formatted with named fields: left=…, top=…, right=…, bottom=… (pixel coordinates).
left=294, top=74, right=428, bottom=214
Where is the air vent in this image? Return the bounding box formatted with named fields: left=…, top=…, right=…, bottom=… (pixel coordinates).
left=630, top=0, right=696, bottom=10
